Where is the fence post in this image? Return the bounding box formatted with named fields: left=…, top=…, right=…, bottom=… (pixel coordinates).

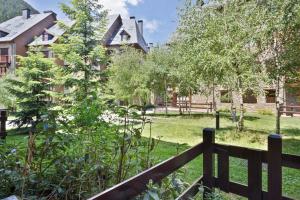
left=248, top=150, right=262, bottom=200
left=0, top=110, right=8, bottom=140
left=203, top=128, right=215, bottom=199
left=267, top=134, right=282, bottom=200
left=216, top=111, right=220, bottom=130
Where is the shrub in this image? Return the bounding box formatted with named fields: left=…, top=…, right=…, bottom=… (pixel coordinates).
left=257, top=109, right=274, bottom=116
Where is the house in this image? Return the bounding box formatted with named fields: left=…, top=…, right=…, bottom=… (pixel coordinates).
left=0, top=10, right=149, bottom=78
left=29, top=14, right=149, bottom=59
left=0, top=9, right=57, bottom=76
left=102, top=15, right=148, bottom=53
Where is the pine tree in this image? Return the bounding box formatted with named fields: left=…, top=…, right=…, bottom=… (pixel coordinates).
left=52, top=0, right=108, bottom=102
left=6, top=49, right=58, bottom=131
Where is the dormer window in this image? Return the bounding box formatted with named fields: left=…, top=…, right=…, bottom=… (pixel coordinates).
left=42, top=32, right=54, bottom=41
left=0, top=31, right=8, bottom=38
left=120, top=30, right=130, bottom=42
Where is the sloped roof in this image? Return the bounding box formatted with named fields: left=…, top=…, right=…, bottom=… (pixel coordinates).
left=28, top=14, right=149, bottom=53
left=28, top=21, right=74, bottom=46
left=107, top=16, right=148, bottom=52
left=0, top=12, right=55, bottom=42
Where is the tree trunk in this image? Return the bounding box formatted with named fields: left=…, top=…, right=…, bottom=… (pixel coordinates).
left=274, top=36, right=281, bottom=134
left=164, top=79, right=168, bottom=115
left=237, top=78, right=244, bottom=131
left=212, top=82, right=217, bottom=111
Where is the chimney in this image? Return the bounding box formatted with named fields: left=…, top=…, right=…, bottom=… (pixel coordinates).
left=130, top=16, right=136, bottom=20
left=138, top=20, right=143, bottom=36
left=22, top=8, right=31, bottom=19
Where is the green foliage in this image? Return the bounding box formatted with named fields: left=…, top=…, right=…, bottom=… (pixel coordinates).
left=257, top=109, right=274, bottom=116
left=109, top=46, right=151, bottom=105
left=0, top=0, right=39, bottom=23
left=4, top=50, right=59, bottom=129
left=0, top=75, right=16, bottom=109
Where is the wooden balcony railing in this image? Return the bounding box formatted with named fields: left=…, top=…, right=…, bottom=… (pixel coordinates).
left=89, top=128, right=300, bottom=200
left=0, top=66, right=8, bottom=77
left=0, top=55, right=11, bottom=64
left=0, top=55, right=11, bottom=77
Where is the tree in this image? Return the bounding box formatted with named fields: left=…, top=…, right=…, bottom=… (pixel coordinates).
left=4, top=49, right=59, bottom=177
left=52, top=0, right=108, bottom=102
left=5, top=49, right=58, bottom=131
left=256, top=0, right=300, bottom=134
left=176, top=0, right=267, bottom=130
left=109, top=46, right=151, bottom=106
left=147, top=46, right=178, bottom=114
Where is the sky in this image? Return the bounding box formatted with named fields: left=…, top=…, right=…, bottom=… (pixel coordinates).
left=24, top=0, right=183, bottom=44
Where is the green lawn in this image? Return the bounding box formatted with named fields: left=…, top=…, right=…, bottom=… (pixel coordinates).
left=3, top=113, right=300, bottom=199
left=143, top=113, right=300, bottom=199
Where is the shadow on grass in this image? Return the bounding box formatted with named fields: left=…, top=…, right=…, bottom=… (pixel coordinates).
left=281, top=128, right=300, bottom=137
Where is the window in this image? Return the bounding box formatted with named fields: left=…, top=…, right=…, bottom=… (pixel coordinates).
left=265, top=89, right=276, bottom=103
left=0, top=31, right=8, bottom=37
left=220, top=90, right=231, bottom=103
left=120, top=30, right=130, bottom=42
left=243, top=90, right=257, bottom=104
left=41, top=51, right=50, bottom=58
left=42, top=32, right=54, bottom=41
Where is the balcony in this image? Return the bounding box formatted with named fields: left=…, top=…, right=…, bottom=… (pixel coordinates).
left=0, top=55, right=10, bottom=77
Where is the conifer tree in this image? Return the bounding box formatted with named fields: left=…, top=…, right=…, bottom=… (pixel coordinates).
left=52, top=0, right=108, bottom=102
left=6, top=50, right=58, bottom=131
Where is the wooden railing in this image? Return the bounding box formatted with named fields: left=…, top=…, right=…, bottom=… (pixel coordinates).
left=280, top=104, right=300, bottom=116
left=0, top=110, right=8, bottom=139
left=89, top=128, right=300, bottom=200
left=0, top=66, right=8, bottom=77
left=166, top=102, right=213, bottom=112
left=0, top=55, right=11, bottom=64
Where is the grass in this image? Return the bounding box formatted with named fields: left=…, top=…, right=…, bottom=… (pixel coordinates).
left=3, top=113, right=300, bottom=199
left=143, top=113, right=300, bottom=199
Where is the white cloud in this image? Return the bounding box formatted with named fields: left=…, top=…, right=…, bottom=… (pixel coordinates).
left=100, top=0, right=143, bottom=18
left=144, top=19, right=160, bottom=33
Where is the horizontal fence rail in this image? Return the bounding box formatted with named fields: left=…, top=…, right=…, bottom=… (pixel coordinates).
left=89, top=128, right=300, bottom=200
left=88, top=143, right=204, bottom=200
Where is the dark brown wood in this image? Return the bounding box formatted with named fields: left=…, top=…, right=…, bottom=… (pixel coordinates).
left=88, top=143, right=203, bottom=200
left=0, top=110, right=8, bottom=139
left=89, top=128, right=300, bottom=200
left=217, top=148, right=229, bottom=192
left=268, top=134, right=282, bottom=200
left=176, top=176, right=203, bottom=200
left=214, top=144, right=266, bottom=161
left=216, top=111, right=220, bottom=130
left=203, top=128, right=215, bottom=199
left=248, top=150, right=262, bottom=200
left=214, top=178, right=248, bottom=198
left=282, top=153, right=300, bottom=169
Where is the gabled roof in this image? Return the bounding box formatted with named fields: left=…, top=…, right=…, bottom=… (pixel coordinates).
left=28, top=14, right=149, bottom=53
left=0, top=12, right=55, bottom=42
left=106, top=15, right=148, bottom=53
left=28, top=21, right=74, bottom=46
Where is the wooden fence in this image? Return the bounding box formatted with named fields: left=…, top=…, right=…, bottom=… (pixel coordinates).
left=89, top=128, right=300, bottom=200
left=0, top=110, right=8, bottom=139
left=166, top=101, right=213, bottom=113
left=280, top=104, right=300, bottom=116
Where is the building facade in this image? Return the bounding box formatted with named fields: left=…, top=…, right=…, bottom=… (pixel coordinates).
left=0, top=9, right=57, bottom=76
